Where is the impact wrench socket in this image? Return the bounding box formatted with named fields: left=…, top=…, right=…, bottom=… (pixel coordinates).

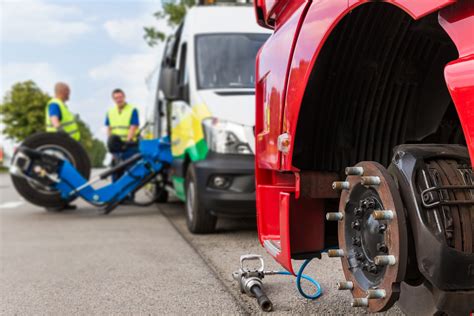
left=250, top=284, right=273, bottom=312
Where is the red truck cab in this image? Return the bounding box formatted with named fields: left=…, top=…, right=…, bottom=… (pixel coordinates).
left=254, top=0, right=474, bottom=313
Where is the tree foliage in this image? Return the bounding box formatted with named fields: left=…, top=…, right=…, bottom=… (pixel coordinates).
left=0, top=81, right=106, bottom=167
left=0, top=81, right=48, bottom=140
left=144, top=0, right=196, bottom=47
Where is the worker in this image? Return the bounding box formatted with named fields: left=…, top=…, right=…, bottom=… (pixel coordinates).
left=105, top=89, right=140, bottom=188
left=46, top=82, right=80, bottom=141
left=45, top=82, right=80, bottom=211
left=105, top=89, right=139, bottom=144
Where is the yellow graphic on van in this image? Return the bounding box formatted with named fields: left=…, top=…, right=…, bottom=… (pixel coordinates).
left=171, top=104, right=212, bottom=160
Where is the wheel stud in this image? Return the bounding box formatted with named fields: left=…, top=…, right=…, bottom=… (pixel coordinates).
left=374, top=255, right=396, bottom=266
left=328, top=249, right=345, bottom=258
left=337, top=281, right=353, bottom=290
left=377, top=243, right=388, bottom=253
left=361, top=176, right=381, bottom=186
left=352, top=236, right=361, bottom=247
left=332, top=181, right=350, bottom=190
left=378, top=224, right=387, bottom=233
left=351, top=298, right=369, bottom=307
left=345, top=166, right=364, bottom=176
left=351, top=220, right=361, bottom=230
left=326, top=212, right=344, bottom=221
left=373, top=210, right=394, bottom=220
left=367, top=289, right=386, bottom=299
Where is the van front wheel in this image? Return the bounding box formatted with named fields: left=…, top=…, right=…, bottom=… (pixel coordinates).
left=185, top=164, right=217, bottom=234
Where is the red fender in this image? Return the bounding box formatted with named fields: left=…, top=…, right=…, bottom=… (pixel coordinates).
left=441, top=1, right=474, bottom=162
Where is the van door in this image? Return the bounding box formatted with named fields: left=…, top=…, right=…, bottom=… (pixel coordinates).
left=170, top=42, right=192, bottom=200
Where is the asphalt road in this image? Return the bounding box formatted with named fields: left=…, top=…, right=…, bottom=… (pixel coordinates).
left=0, top=172, right=402, bottom=315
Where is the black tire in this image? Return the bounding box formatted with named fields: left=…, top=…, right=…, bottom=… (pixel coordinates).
left=154, top=172, right=169, bottom=204
left=185, top=164, right=217, bottom=234
left=11, top=132, right=91, bottom=210
left=155, top=186, right=169, bottom=203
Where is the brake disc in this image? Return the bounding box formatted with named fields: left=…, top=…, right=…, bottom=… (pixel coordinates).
left=398, top=158, right=474, bottom=315
left=330, top=161, right=408, bottom=312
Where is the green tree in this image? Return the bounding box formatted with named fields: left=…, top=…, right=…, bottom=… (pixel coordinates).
left=0, top=81, right=106, bottom=168
left=144, top=0, right=196, bottom=47
left=0, top=81, right=48, bottom=140
left=76, top=117, right=106, bottom=168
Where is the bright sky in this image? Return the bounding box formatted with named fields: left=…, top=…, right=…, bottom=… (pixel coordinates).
left=0, top=0, right=169, bottom=150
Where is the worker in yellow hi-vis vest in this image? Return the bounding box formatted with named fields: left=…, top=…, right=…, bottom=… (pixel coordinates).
left=46, top=82, right=80, bottom=141
left=106, top=88, right=139, bottom=143
left=45, top=82, right=80, bottom=211
left=105, top=89, right=140, bottom=186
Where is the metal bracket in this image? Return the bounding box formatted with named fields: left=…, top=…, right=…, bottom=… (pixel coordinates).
left=421, top=185, right=474, bottom=208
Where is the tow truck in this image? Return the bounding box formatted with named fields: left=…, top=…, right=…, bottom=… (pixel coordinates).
left=254, top=0, right=474, bottom=314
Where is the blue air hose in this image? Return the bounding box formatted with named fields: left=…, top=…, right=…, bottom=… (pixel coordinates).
left=276, top=258, right=322, bottom=300
left=275, top=248, right=337, bottom=300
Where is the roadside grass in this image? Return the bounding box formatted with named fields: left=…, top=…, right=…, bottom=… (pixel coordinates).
left=0, top=166, right=8, bottom=173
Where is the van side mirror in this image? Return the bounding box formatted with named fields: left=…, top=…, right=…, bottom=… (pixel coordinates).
left=159, top=68, right=179, bottom=100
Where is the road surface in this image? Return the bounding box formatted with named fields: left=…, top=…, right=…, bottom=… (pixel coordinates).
left=0, top=173, right=401, bottom=314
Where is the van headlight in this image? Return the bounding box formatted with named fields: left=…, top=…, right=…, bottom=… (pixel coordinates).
left=202, top=118, right=253, bottom=155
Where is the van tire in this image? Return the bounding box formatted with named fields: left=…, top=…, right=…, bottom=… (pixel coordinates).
left=185, top=164, right=217, bottom=234
left=11, top=132, right=91, bottom=210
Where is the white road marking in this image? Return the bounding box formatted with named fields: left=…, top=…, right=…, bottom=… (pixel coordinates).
left=0, top=201, right=24, bottom=209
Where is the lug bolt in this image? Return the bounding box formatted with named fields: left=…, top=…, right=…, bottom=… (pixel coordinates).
left=373, top=210, right=394, bottom=220
left=337, top=281, right=354, bottom=290
left=351, top=220, right=361, bottom=231
left=377, top=243, right=388, bottom=253
left=366, top=198, right=376, bottom=209
left=351, top=298, right=369, bottom=307
left=328, top=249, right=345, bottom=258
left=352, top=237, right=361, bottom=247
left=378, top=224, right=387, bottom=233
left=345, top=166, right=364, bottom=176
left=375, top=255, right=397, bottom=266
left=332, top=181, right=350, bottom=190
left=354, top=207, right=364, bottom=217
left=361, top=176, right=381, bottom=186
left=326, top=212, right=344, bottom=221
left=367, top=289, right=386, bottom=299
left=367, top=264, right=378, bottom=274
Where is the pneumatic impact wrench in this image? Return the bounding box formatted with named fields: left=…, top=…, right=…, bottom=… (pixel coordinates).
left=232, top=255, right=273, bottom=312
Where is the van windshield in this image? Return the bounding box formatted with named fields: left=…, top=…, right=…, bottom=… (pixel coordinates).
left=196, top=33, right=269, bottom=90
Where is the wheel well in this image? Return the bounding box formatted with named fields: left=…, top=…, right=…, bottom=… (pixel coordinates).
left=292, top=2, right=463, bottom=173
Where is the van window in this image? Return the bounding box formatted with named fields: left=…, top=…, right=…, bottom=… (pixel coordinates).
left=195, top=33, right=269, bottom=90
left=178, top=43, right=188, bottom=85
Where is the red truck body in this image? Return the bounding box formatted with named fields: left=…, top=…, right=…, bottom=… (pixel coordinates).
left=254, top=0, right=474, bottom=274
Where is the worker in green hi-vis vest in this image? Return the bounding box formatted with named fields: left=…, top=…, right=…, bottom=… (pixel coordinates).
left=45, top=82, right=80, bottom=141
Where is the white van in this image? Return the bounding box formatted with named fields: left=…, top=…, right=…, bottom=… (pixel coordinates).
left=155, top=4, right=269, bottom=233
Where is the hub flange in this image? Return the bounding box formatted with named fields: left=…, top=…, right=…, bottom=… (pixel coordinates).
left=336, top=161, right=408, bottom=312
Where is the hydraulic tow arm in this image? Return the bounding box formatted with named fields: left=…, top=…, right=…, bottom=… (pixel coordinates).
left=11, top=138, right=172, bottom=214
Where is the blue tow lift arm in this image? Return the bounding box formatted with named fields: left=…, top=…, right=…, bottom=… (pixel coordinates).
left=14, top=137, right=172, bottom=212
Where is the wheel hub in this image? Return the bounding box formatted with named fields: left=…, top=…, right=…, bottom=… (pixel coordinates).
left=330, top=161, right=408, bottom=312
